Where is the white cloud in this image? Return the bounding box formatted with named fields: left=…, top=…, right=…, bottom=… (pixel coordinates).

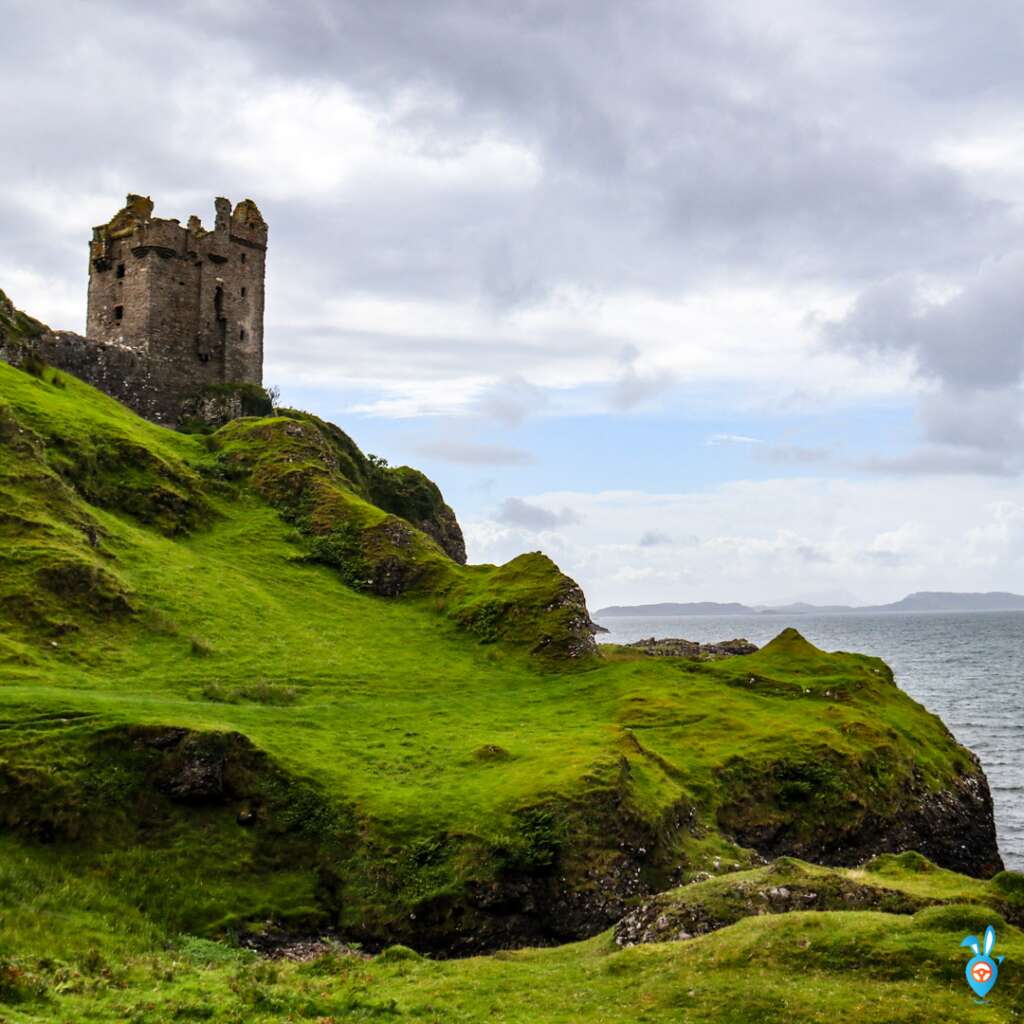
left=170, top=76, right=542, bottom=201
left=414, top=439, right=535, bottom=466
left=464, top=475, right=1024, bottom=608
left=707, top=433, right=764, bottom=446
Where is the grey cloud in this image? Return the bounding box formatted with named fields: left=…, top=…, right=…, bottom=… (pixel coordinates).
left=826, top=253, right=1024, bottom=390
left=608, top=362, right=677, bottom=411
left=825, top=251, right=1024, bottom=474
left=638, top=530, right=672, bottom=547
left=917, top=389, right=1024, bottom=455
left=861, top=550, right=906, bottom=568
left=794, top=544, right=831, bottom=564
left=415, top=439, right=535, bottom=465
left=473, top=375, right=550, bottom=426
left=857, top=448, right=1021, bottom=477
left=4, top=2, right=1018, bottom=330
left=495, top=497, right=581, bottom=530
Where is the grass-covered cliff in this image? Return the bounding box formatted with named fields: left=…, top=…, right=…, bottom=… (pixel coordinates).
left=0, top=302, right=1019, bottom=1020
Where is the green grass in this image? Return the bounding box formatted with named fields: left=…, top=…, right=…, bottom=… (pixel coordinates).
left=1, top=353, right=1021, bottom=1020
left=0, top=901, right=1020, bottom=1022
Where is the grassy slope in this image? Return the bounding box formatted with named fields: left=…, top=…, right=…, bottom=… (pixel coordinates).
left=1, top=358, right=1021, bottom=1019
left=1, top=865, right=1021, bottom=1022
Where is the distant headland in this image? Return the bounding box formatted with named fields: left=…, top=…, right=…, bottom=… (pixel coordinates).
left=595, top=591, right=1024, bottom=617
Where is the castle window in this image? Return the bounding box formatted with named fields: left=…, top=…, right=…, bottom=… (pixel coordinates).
left=116, top=263, right=126, bottom=279
left=241, top=286, right=247, bottom=298
left=240, top=328, right=246, bottom=341
left=240, top=253, right=247, bottom=264
left=113, top=305, right=124, bottom=321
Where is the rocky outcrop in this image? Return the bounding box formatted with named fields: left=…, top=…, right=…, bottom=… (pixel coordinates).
left=178, top=383, right=275, bottom=430
left=624, top=637, right=759, bottom=659
left=613, top=858, right=931, bottom=947
left=368, top=463, right=467, bottom=564
left=718, top=756, right=1004, bottom=879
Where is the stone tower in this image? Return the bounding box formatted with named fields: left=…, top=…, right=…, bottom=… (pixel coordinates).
left=86, top=194, right=267, bottom=422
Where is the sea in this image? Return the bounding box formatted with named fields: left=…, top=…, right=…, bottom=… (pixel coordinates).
left=594, top=610, right=1024, bottom=872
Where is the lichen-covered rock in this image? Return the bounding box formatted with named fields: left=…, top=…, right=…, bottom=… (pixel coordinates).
left=614, top=857, right=935, bottom=947
left=623, top=637, right=759, bottom=659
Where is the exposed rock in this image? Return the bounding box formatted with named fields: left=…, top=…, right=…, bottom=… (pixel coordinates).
left=240, top=927, right=368, bottom=962
left=152, top=732, right=228, bottom=803
left=178, top=383, right=275, bottom=430
left=624, top=637, right=759, bottom=659
left=473, top=744, right=513, bottom=762
left=703, top=638, right=760, bottom=657
left=535, top=576, right=599, bottom=659
left=413, top=504, right=467, bottom=565
left=613, top=858, right=932, bottom=947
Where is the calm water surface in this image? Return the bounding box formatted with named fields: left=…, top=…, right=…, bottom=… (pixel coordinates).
left=595, top=610, right=1024, bottom=871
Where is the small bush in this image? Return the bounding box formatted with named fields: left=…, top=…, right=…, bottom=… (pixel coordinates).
left=229, top=960, right=282, bottom=1009
left=190, top=636, right=213, bottom=657
left=0, top=956, right=48, bottom=1004
left=494, top=807, right=563, bottom=873
left=21, top=352, right=47, bottom=379
left=865, top=851, right=936, bottom=875
left=304, top=524, right=371, bottom=590
left=200, top=680, right=298, bottom=705
left=376, top=944, right=422, bottom=963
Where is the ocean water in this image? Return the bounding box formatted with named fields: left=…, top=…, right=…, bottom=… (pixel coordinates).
left=594, top=610, right=1024, bottom=871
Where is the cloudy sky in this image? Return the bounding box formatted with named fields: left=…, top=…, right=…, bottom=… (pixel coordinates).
left=4, top=0, right=1024, bottom=608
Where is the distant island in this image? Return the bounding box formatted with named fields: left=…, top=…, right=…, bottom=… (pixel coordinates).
left=595, top=591, right=1024, bottom=617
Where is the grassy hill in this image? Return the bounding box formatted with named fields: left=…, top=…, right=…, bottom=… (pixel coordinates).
left=0, top=331, right=1019, bottom=1021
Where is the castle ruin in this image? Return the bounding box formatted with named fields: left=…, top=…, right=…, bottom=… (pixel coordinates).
left=0, top=194, right=269, bottom=427
left=84, top=194, right=267, bottom=422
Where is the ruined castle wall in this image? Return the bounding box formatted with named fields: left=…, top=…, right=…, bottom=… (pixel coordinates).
left=8, top=330, right=177, bottom=423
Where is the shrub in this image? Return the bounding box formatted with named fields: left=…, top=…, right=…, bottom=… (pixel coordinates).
left=190, top=636, right=213, bottom=657
left=21, top=352, right=47, bottom=379
left=0, top=956, right=48, bottom=1004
